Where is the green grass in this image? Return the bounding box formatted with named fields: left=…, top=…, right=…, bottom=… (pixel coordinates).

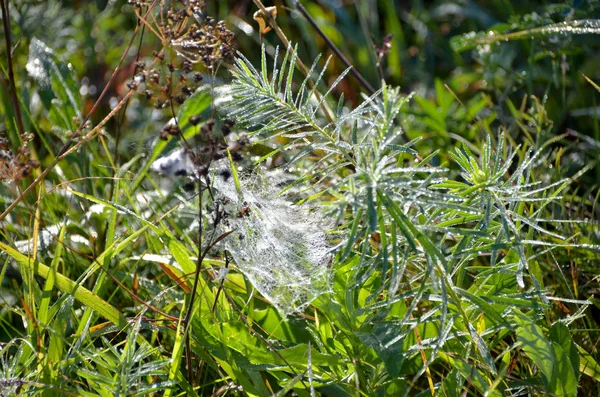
left=1, top=0, right=600, bottom=396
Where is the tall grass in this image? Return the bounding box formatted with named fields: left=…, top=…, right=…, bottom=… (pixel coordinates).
left=1, top=0, right=599, bottom=396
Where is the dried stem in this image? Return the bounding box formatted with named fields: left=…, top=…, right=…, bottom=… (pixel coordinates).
left=291, top=0, right=376, bottom=95
left=252, top=0, right=334, bottom=123
left=185, top=178, right=203, bottom=381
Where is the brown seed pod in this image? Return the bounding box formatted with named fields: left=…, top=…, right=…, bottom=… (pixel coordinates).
left=189, top=115, right=202, bottom=126
left=159, top=130, right=170, bottom=140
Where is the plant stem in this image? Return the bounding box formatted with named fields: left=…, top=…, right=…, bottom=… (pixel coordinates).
left=0, top=0, right=25, bottom=137
left=252, top=0, right=335, bottom=122
left=292, top=0, right=376, bottom=95
left=184, top=178, right=203, bottom=382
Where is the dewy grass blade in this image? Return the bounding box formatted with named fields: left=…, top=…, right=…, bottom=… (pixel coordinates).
left=0, top=242, right=128, bottom=328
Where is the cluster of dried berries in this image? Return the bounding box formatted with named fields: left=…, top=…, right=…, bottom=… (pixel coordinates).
left=0, top=134, right=40, bottom=182
left=129, top=0, right=235, bottom=71
left=221, top=119, right=235, bottom=136
left=125, top=1, right=235, bottom=141
left=129, top=1, right=246, bottom=185
left=207, top=196, right=253, bottom=232
left=186, top=117, right=246, bottom=169
left=126, top=56, right=200, bottom=112
left=174, top=18, right=236, bottom=70
left=158, top=115, right=242, bottom=166
left=159, top=120, right=182, bottom=141
left=155, top=117, right=247, bottom=194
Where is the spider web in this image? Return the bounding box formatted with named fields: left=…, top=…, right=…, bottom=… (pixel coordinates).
left=213, top=169, right=332, bottom=316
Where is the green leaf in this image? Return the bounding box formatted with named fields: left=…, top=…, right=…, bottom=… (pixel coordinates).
left=451, top=20, right=600, bottom=52
left=578, top=344, right=600, bottom=382
left=550, top=322, right=580, bottom=380
left=513, top=311, right=577, bottom=397
left=27, top=37, right=82, bottom=135
left=583, top=74, right=600, bottom=93
left=227, top=148, right=243, bottom=200
left=357, top=322, right=404, bottom=377
left=0, top=242, right=127, bottom=328
left=178, top=86, right=212, bottom=135
left=434, top=78, right=453, bottom=116
left=438, top=352, right=502, bottom=396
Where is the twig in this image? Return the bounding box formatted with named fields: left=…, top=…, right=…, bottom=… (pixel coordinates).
left=182, top=210, right=233, bottom=380
left=251, top=0, right=334, bottom=123
left=0, top=0, right=26, bottom=136
left=211, top=255, right=229, bottom=313
left=111, top=21, right=146, bottom=200
left=291, top=0, right=376, bottom=95
left=185, top=178, right=204, bottom=381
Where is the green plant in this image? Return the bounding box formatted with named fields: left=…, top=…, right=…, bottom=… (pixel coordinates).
left=1, top=1, right=600, bottom=396
left=163, top=43, right=593, bottom=395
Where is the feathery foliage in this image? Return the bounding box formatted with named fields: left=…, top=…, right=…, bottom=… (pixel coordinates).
left=217, top=44, right=598, bottom=396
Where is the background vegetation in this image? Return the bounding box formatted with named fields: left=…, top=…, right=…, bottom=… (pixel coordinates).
left=1, top=0, right=600, bottom=395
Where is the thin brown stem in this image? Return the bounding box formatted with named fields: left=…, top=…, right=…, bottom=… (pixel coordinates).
left=292, top=0, right=376, bottom=95
left=111, top=22, right=146, bottom=201
left=211, top=255, right=229, bottom=313
left=1, top=0, right=26, bottom=136
left=185, top=178, right=203, bottom=382
left=252, top=0, right=334, bottom=123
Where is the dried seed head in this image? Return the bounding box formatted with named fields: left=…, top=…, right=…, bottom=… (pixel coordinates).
left=182, top=60, right=193, bottom=73
left=21, top=163, right=32, bottom=177
left=198, top=164, right=208, bottom=176
left=126, top=80, right=138, bottom=90
left=152, top=50, right=165, bottom=60
left=189, top=115, right=202, bottom=126
left=18, top=146, right=30, bottom=158
left=148, top=70, right=160, bottom=84
left=221, top=119, right=235, bottom=136
left=181, top=86, right=193, bottom=96
left=219, top=168, right=231, bottom=181
left=206, top=119, right=215, bottom=130
left=231, top=151, right=243, bottom=161
left=164, top=124, right=181, bottom=136
left=159, top=129, right=170, bottom=140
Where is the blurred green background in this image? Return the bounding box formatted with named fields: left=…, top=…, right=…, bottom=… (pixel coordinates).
left=4, top=0, right=600, bottom=180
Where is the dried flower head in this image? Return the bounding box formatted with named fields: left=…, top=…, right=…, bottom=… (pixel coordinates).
left=0, top=135, right=41, bottom=182
left=132, top=0, right=235, bottom=71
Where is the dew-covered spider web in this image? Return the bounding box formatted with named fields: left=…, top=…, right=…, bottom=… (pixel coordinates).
left=212, top=168, right=332, bottom=316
